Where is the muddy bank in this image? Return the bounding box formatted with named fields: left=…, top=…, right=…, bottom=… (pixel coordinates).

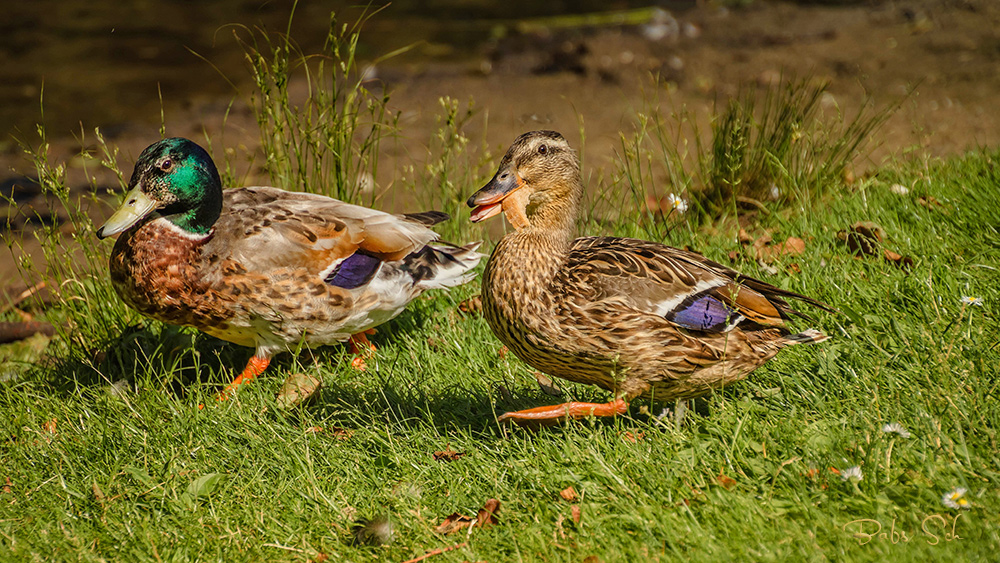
left=3, top=0, right=1000, bottom=297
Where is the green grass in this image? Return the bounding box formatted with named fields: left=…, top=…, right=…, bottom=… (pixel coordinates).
left=4, top=148, right=999, bottom=561
left=3, top=16, right=1000, bottom=562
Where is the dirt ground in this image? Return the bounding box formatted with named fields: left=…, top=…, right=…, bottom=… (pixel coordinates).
left=3, top=0, right=999, bottom=300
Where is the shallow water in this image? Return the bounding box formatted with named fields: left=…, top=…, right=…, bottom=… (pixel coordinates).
left=1, top=0, right=677, bottom=144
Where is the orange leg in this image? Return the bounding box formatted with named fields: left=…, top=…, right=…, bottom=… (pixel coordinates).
left=498, top=398, right=629, bottom=428
left=218, top=355, right=271, bottom=400
left=348, top=329, right=377, bottom=370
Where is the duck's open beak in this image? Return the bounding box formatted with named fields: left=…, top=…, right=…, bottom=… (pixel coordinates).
left=467, top=170, right=523, bottom=223
left=96, top=185, right=158, bottom=239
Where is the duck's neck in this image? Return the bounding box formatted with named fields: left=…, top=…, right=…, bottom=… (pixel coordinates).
left=497, top=179, right=581, bottom=287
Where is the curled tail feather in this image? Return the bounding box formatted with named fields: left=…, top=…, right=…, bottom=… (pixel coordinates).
left=404, top=241, right=484, bottom=289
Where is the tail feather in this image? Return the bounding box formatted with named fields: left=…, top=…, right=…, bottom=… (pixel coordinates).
left=782, top=328, right=829, bottom=345
left=404, top=241, right=484, bottom=289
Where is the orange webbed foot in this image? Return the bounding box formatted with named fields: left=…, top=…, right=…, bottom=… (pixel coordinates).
left=199, top=355, right=271, bottom=408
left=348, top=329, right=377, bottom=371
left=497, top=398, right=629, bottom=428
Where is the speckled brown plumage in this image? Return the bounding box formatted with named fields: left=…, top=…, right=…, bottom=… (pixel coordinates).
left=468, top=131, right=830, bottom=424
left=100, top=138, right=482, bottom=399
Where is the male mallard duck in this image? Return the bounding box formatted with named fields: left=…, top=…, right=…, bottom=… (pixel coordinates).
left=98, top=137, right=481, bottom=399
left=467, top=130, right=830, bottom=426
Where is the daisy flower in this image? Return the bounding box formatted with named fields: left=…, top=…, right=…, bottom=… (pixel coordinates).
left=881, top=422, right=911, bottom=438
left=942, top=487, right=970, bottom=510
left=961, top=296, right=984, bottom=307
left=840, top=466, right=863, bottom=482
left=667, top=193, right=688, bottom=214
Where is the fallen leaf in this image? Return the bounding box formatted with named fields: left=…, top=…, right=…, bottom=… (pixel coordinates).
left=426, top=337, right=445, bottom=350
left=498, top=346, right=508, bottom=360
left=715, top=474, right=737, bottom=490
left=785, top=262, right=801, bottom=274
left=458, top=295, right=482, bottom=315
left=837, top=221, right=885, bottom=256
left=571, top=505, right=581, bottom=524
left=312, top=553, right=329, bottom=563
left=433, top=448, right=466, bottom=462
left=435, top=499, right=501, bottom=535
left=275, top=372, right=322, bottom=409
left=882, top=249, right=914, bottom=270
left=621, top=431, right=645, bottom=443
left=41, top=418, right=57, bottom=435
left=737, top=228, right=754, bottom=245
left=534, top=371, right=563, bottom=397
left=559, top=486, right=579, bottom=502
left=304, top=426, right=324, bottom=434
left=755, top=236, right=805, bottom=262
left=435, top=513, right=475, bottom=535
left=92, top=481, right=106, bottom=506
left=330, top=427, right=353, bottom=440
left=3, top=476, right=11, bottom=494
left=582, top=556, right=602, bottom=563
left=917, top=195, right=948, bottom=213
left=476, top=498, right=501, bottom=528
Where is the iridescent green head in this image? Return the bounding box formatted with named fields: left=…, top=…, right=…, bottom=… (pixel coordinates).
left=97, top=138, right=223, bottom=239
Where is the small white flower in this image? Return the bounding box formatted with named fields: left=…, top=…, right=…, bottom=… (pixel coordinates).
left=881, top=422, right=911, bottom=438
left=840, top=466, right=863, bottom=482
left=942, top=487, right=970, bottom=510
left=667, top=193, right=688, bottom=214
left=961, top=296, right=984, bottom=307
left=890, top=183, right=910, bottom=196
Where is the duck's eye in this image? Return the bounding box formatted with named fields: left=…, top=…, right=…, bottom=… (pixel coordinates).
left=538, top=144, right=548, bottom=155
left=160, top=158, right=173, bottom=172
left=500, top=173, right=508, bottom=179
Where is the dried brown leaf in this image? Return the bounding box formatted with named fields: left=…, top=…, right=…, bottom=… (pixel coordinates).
left=458, top=295, right=482, bottom=315
left=3, top=476, right=11, bottom=494
left=534, top=371, right=563, bottom=397
left=837, top=221, right=885, bottom=256
left=715, top=474, right=737, bottom=490
left=559, top=486, right=579, bottom=502
left=476, top=498, right=501, bottom=528
left=917, top=196, right=948, bottom=213
left=433, top=448, right=466, bottom=462
left=737, top=228, right=754, bottom=245
left=330, top=427, right=353, bottom=440
left=275, top=372, right=322, bottom=409
left=435, top=499, right=501, bottom=535
left=41, top=418, right=57, bottom=435
left=621, top=431, right=645, bottom=443
left=882, top=249, right=914, bottom=270
left=571, top=505, right=582, bottom=524
left=497, top=346, right=508, bottom=360
left=435, top=513, right=475, bottom=535
left=582, top=556, right=602, bottom=563
left=755, top=236, right=805, bottom=262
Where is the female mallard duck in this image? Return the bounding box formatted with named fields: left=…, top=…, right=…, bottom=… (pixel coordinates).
left=467, top=130, right=831, bottom=426
left=98, top=137, right=481, bottom=399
